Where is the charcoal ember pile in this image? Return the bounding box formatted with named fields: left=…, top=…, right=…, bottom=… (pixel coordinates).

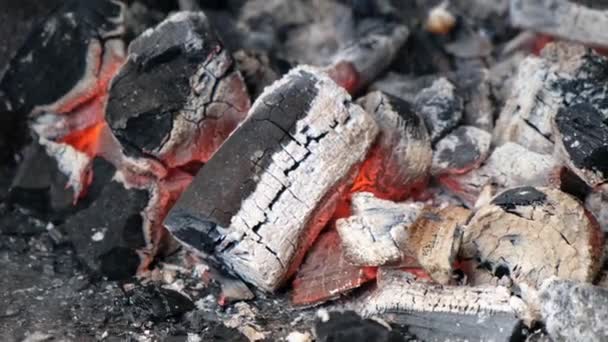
left=3, top=0, right=608, bottom=341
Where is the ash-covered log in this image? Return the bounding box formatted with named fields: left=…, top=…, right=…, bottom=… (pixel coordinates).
left=106, top=11, right=251, bottom=168
left=356, top=269, right=527, bottom=342
left=414, top=78, right=463, bottom=144
left=165, top=66, right=378, bottom=292
left=336, top=192, right=424, bottom=267
left=510, top=0, right=608, bottom=47
left=353, top=91, right=432, bottom=200
left=431, top=125, right=492, bottom=176
left=461, top=186, right=604, bottom=287
left=0, top=0, right=125, bottom=152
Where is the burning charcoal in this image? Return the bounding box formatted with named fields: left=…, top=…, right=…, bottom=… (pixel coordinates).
left=450, top=67, right=495, bottom=132
left=127, top=284, right=195, bottom=320
left=539, top=278, right=608, bottom=342
left=432, top=126, right=492, bottom=176
left=291, top=230, right=376, bottom=306
left=233, top=50, right=287, bottom=100
left=0, top=0, right=126, bottom=144
left=106, top=11, right=251, bottom=169
left=441, top=143, right=559, bottom=206
left=461, top=186, right=604, bottom=287
left=314, top=311, right=405, bottom=342
left=369, top=73, right=437, bottom=104
left=585, top=185, right=608, bottom=232
left=510, top=0, right=608, bottom=47
left=165, top=66, right=378, bottom=292
left=354, top=91, right=432, bottom=200
left=336, top=192, right=424, bottom=267
left=328, top=20, right=409, bottom=94
left=414, top=78, right=463, bottom=144
left=407, top=206, right=469, bottom=284
left=357, top=269, right=527, bottom=342
left=552, top=103, right=608, bottom=187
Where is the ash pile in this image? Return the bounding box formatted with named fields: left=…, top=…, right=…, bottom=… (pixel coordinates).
left=2, top=0, right=608, bottom=341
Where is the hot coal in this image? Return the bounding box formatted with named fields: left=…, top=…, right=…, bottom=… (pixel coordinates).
left=106, top=11, right=250, bottom=169
left=314, top=311, right=405, bottom=342
left=461, top=186, right=604, bottom=287
left=165, top=66, right=378, bottom=292
left=127, top=284, right=195, bottom=320
left=414, top=78, right=463, bottom=144
left=432, top=125, right=492, bottom=176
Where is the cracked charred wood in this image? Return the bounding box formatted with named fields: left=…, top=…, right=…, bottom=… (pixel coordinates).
left=327, top=20, right=409, bottom=94
left=165, top=66, right=378, bottom=292
left=354, top=91, right=432, bottom=200
left=314, top=311, right=406, bottom=342
left=552, top=103, right=608, bottom=187
left=495, top=42, right=608, bottom=154
left=440, top=142, right=559, bottom=206
left=414, top=78, right=463, bottom=144
left=0, top=0, right=125, bottom=152
left=356, top=269, right=527, bottom=342
left=540, top=278, right=608, bottom=342
left=510, top=0, right=608, bottom=47
left=407, top=206, right=469, bottom=285
left=461, top=186, right=604, bottom=288
left=336, top=192, right=424, bottom=267
left=291, top=230, right=377, bottom=307
left=431, top=125, right=492, bottom=176
left=106, top=11, right=251, bottom=169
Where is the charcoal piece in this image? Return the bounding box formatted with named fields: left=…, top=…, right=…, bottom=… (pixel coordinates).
left=314, top=311, right=404, bottom=342
left=329, top=20, right=409, bottom=93
left=414, top=78, right=463, bottom=144
left=585, top=185, right=608, bottom=233
left=391, top=30, right=453, bottom=76
left=449, top=67, right=495, bottom=132
left=107, top=11, right=250, bottom=169
left=0, top=0, right=125, bottom=148
left=128, top=284, right=195, bottom=320
left=432, top=126, right=492, bottom=176
left=357, top=269, right=526, bottom=342
left=540, top=278, right=608, bottom=342
left=234, top=50, right=286, bottom=100
left=291, top=230, right=376, bottom=306
left=511, top=0, right=608, bottom=47
left=441, top=142, right=559, bottom=206
left=61, top=179, right=149, bottom=280
left=370, top=72, right=437, bottom=104
left=461, top=187, right=604, bottom=287
left=444, top=31, right=493, bottom=59
left=336, top=192, right=424, bottom=267
left=165, top=66, right=378, bottom=292
left=355, top=91, right=432, bottom=200
left=123, top=1, right=166, bottom=42
left=553, top=103, right=608, bottom=187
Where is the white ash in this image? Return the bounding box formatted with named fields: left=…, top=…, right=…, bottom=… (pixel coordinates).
left=39, top=136, right=91, bottom=201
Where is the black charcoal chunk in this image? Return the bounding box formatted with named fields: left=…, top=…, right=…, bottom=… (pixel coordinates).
left=314, top=311, right=405, bottom=342
left=491, top=186, right=548, bottom=211
left=127, top=284, right=195, bottom=320
left=432, top=125, right=491, bottom=175
left=414, top=78, right=463, bottom=144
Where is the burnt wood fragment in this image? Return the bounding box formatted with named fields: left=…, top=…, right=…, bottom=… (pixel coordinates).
left=414, top=78, right=463, bottom=144
left=165, top=66, right=378, bottom=292
left=107, top=11, right=250, bottom=168
left=127, top=284, right=195, bottom=320
left=432, top=125, right=492, bottom=176
left=461, top=186, right=604, bottom=287
left=314, top=311, right=405, bottom=342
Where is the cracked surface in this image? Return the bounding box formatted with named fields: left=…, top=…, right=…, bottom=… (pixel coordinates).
left=165, top=66, right=378, bottom=292
left=461, top=186, right=604, bottom=288
left=107, top=11, right=250, bottom=168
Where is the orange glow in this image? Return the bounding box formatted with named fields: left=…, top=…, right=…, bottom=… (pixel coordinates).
left=532, top=34, right=554, bottom=55
left=60, top=121, right=106, bottom=157
left=327, top=61, right=361, bottom=95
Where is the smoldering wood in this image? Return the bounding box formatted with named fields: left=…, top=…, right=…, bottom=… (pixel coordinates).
left=291, top=230, right=377, bottom=307
left=539, top=278, right=608, bottom=342
left=106, top=11, right=251, bottom=169
left=461, top=186, right=604, bottom=288
left=336, top=192, right=424, bottom=267
left=414, top=78, right=463, bottom=144
left=165, top=66, right=378, bottom=292
left=355, top=91, right=432, bottom=200
left=355, top=269, right=526, bottom=342
left=440, top=142, right=559, bottom=206
left=432, top=125, right=492, bottom=176
left=510, top=0, right=608, bottom=47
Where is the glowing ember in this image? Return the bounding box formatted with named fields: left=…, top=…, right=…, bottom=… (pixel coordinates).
left=60, top=122, right=106, bottom=157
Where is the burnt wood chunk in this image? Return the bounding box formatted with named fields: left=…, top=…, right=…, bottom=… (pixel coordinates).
left=414, top=78, right=463, bottom=144
left=585, top=185, right=608, bottom=232
left=336, top=192, right=424, bottom=267
left=540, top=278, right=608, bottom=342
left=432, top=125, right=492, bottom=176
left=314, top=311, right=405, bottom=342
left=357, top=269, right=526, bottom=342
left=165, top=66, right=378, bottom=292
left=355, top=91, right=432, bottom=200
left=553, top=103, right=608, bottom=187
left=461, top=187, right=604, bottom=287
left=107, top=11, right=250, bottom=168
left=510, top=0, right=608, bottom=47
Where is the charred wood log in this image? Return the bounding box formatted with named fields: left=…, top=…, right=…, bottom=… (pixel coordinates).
left=431, top=125, right=492, bottom=176
left=106, top=11, right=251, bottom=168
left=461, top=186, right=604, bottom=287
left=165, top=66, right=378, bottom=292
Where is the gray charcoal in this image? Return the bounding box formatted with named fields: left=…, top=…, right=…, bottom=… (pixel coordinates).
left=432, top=125, right=492, bottom=176
left=127, top=284, right=195, bottom=320
left=314, top=311, right=405, bottom=342
left=414, top=78, right=463, bottom=144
